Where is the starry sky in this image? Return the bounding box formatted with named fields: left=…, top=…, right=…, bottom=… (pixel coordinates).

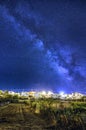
left=0, top=0, right=86, bottom=93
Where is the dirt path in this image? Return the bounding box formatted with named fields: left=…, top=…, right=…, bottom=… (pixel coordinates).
left=0, top=103, right=46, bottom=130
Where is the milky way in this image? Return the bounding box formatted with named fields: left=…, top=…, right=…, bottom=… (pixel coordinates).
left=0, top=0, right=86, bottom=93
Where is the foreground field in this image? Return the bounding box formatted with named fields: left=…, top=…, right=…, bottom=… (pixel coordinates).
left=0, top=101, right=86, bottom=130
left=0, top=103, right=45, bottom=130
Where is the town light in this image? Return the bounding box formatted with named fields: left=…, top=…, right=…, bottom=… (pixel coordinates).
left=59, top=91, right=65, bottom=96
left=48, top=91, right=53, bottom=95
left=41, top=91, right=46, bottom=95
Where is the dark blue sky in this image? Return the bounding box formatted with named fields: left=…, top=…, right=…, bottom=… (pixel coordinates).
left=0, top=0, right=86, bottom=93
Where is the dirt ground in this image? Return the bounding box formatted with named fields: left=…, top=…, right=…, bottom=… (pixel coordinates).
left=0, top=103, right=46, bottom=130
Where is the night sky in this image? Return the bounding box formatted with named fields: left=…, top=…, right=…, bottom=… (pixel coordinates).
left=0, top=0, right=86, bottom=93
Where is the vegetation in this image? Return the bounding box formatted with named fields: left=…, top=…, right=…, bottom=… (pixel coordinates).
left=27, top=99, right=86, bottom=130
left=0, top=94, right=86, bottom=130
